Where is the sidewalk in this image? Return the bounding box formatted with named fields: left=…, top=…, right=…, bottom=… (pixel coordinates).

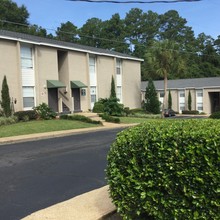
left=1, top=113, right=132, bottom=220
left=22, top=186, right=116, bottom=220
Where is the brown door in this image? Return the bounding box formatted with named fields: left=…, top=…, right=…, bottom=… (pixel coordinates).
left=72, top=88, right=81, bottom=112
left=48, top=88, right=58, bottom=112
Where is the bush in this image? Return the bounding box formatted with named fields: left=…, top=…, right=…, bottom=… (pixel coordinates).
left=100, top=114, right=120, bottom=123
left=130, top=108, right=146, bottom=115
left=60, top=114, right=102, bottom=125
left=14, top=110, right=38, bottom=121
left=0, top=116, right=18, bottom=126
left=33, top=103, right=56, bottom=120
left=123, top=107, right=130, bottom=116
left=210, top=111, right=220, bottom=119
left=93, top=102, right=104, bottom=113
left=106, top=120, right=220, bottom=220
left=182, top=110, right=199, bottom=115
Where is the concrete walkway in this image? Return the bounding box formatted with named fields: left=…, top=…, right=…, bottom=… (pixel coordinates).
left=0, top=113, right=133, bottom=220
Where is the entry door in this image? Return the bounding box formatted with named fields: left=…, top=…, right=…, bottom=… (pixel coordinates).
left=48, top=88, right=58, bottom=112
left=72, top=88, right=81, bottom=112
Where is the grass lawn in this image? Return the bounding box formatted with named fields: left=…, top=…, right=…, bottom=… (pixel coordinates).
left=0, top=119, right=100, bottom=138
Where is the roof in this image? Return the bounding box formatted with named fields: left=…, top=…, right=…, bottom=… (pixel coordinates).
left=141, top=77, right=220, bottom=91
left=0, top=30, right=143, bottom=62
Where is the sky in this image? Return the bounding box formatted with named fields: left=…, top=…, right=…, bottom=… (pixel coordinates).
left=13, top=0, right=220, bottom=39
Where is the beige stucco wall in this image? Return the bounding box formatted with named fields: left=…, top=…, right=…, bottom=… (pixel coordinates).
left=68, top=51, right=89, bottom=111
left=0, top=40, right=22, bottom=112
left=35, top=46, right=60, bottom=105
left=204, top=88, right=220, bottom=114
left=0, top=36, right=142, bottom=113
left=96, top=56, right=114, bottom=100
left=122, top=60, right=141, bottom=109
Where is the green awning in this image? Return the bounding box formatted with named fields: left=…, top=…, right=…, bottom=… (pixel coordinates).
left=47, top=80, right=66, bottom=89
left=71, top=81, right=87, bottom=89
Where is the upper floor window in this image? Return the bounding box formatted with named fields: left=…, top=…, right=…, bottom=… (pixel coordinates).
left=197, top=91, right=203, bottom=97
left=21, top=46, right=33, bottom=69
left=116, top=59, right=122, bottom=75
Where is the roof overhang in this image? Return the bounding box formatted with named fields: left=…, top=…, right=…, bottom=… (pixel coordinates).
left=71, top=81, right=87, bottom=89
left=47, top=80, right=66, bottom=88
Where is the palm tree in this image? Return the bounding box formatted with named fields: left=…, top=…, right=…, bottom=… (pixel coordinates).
left=144, top=40, right=185, bottom=117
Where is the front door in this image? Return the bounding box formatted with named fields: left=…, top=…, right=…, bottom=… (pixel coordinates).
left=72, top=88, right=81, bottom=112
left=48, top=88, right=58, bottom=112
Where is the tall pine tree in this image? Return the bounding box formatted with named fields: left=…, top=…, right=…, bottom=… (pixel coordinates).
left=168, top=90, right=172, bottom=109
left=1, top=76, right=11, bottom=117
left=188, top=90, right=192, bottom=111
left=110, top=76, right=116, bottom=99
left=144, top=79, right=160, bottom=114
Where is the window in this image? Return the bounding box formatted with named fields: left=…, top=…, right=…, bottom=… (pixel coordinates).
left=116, top=59, right=122, bottom=75
left=23, top=86, right=35, bottom=108
left=160, top=92, right=164, bottom=98
left=179, top=103, right=185, bottom=111
left=117, top=86, right=122, bottom=102
left=90, top=86, right=96, bottom=103
left=197, top=103, right=203, bottom=111
left=21, top=46, right=33, bottom=69
left=81, top=89, right=86, bottom=96
left=196, top=90, right=203, bottom=112
left=180, top=92, right=185, bottom=97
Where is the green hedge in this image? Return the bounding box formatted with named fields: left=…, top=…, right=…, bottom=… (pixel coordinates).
left=60, top=114, right=102, bottom=125
left=182, top=110, right=199, bottom=115
left=0, top=116, right=18, bottom=126
left=14, top=110, right=38, bottom=121
left=99, top=114, right=120, bottom=123
left=106, top=120, right=220, bottom=220
left=210, top=111, right=220, bottom=119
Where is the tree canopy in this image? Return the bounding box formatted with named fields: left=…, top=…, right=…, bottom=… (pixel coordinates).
left=2, top=0, right=220, bottom=80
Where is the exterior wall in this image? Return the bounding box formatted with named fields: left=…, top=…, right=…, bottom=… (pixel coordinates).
left=35, top=46, right=59, bottom=105
left=96, top=56, right=114, bottom=100
left=0, top=36, right=142, bottom=113
left=0, top=40, right=22, bottom=112
left=122, top=60, right=141, bottom=109
left=68, top=51, right=89, bottom=111
left=204, top=88, right=220, bottom=114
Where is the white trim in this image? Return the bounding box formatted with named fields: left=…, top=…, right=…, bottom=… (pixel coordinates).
left=0, top=35, right=144, bottom=62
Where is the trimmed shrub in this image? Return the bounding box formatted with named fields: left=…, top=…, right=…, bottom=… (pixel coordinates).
left=100, top=114, right=120, bottom=123
left=182, top=110, right=199, bottom=115
left=106, top=120, right=220, bottom=220
left=60, top=114, right=102, bottom=125
left=210, top=111, right=220, bottom=119
left=93, top=102, right=104, bottom=113
left=0, top=116, right=18, bottom=126
left=130, top=108, right=146, bottom=115
left=33, top=103, right=56, bottom=120
left=123, top=107, right=130, bottom=116
left=14, top=110, right=38, bottom=121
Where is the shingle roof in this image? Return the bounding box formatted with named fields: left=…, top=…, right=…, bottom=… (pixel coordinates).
left=141, top=77, right=220, bottom=91
left=0, top=30, right=143, bottom=61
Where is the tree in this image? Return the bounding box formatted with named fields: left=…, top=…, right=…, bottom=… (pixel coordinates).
left=144, top=40, right=186, bottom=117
left=1, top=75, right=11, bottom=117
left=0, top=0, right=29, bottom=31
left=56, top=21, right=78, bottom=43
left=110, top=76, right=116, bottom=99
left=188, top=90, right=192, bottom=111
left=100, top=14, right=128, bottom=53
left=144, top=79, right=160, bottom=114
left=168, top=90, right=172, bottom=109
left=78, top=18, right=104, bottom=47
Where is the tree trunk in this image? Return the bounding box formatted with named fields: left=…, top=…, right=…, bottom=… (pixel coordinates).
left=161, top=71, right=168, bottom=118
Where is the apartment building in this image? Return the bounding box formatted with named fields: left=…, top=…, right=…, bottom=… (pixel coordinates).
left=141, top=77, right=220, bottom=114
left=0, top=30, right=142, bottom=113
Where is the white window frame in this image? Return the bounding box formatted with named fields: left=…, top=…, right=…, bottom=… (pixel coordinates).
left=22, top=86, right=35, bottom=110
left=21, top=46, right=33, bottom=69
